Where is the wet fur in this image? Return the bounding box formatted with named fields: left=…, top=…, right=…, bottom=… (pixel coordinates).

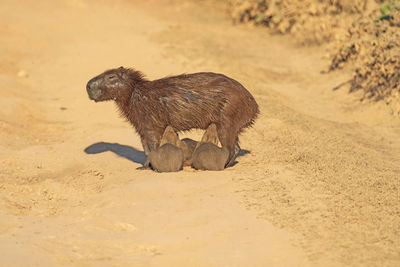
left=86, top=67, right=259, bottom=168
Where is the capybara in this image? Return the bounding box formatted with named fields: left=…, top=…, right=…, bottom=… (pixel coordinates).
left=179, top=138, right=198, bottom=166
left=86, top=67, right=259, bottom=168
left=149, top=126, right=184, bottom=172
left=192, top=124, right=229, bottom=171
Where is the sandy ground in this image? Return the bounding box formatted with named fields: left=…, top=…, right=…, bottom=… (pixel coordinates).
left=1, top=0, right=399, bottom=266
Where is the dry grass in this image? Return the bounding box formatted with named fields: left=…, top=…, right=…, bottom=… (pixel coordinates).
left=228, top=0, right=400, bottom=113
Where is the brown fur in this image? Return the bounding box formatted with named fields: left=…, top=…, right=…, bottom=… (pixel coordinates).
left=179, top=138, right=198, bottom=166
left=195, top=123, right=220, bottom=150
left=86, top=67, right=258, bottom=168
left=192, top=124, right=229, bottom=171
left=149, top=126, right=184, bottom=172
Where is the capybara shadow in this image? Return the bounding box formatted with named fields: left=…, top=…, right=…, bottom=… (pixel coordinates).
left=86, top=67, right=258, bottom=168
left=192, top=124, right=229, bottom=171
left=84, top=142, right=145, bottom=165
left=149, top=126, right=184, bottom=172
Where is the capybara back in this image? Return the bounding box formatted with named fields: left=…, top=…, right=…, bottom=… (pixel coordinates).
left=192, top=143, right=229, bottom=171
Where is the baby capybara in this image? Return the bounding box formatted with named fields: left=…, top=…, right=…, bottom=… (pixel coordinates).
left=192, top=124, right=229, bottom=171
left=179, top=138, right=198, bottom=166
left=149, top=126, right=184, bottom=172
left=86, top=67, right=258, bottom=168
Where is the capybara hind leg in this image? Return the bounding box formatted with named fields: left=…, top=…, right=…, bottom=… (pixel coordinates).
left=141, top=130, right=162, bottom=168
left=235, top=141, right=241, bottom=156
left=217, top=125, right=238, bottom=167
left=226, top=139, right=241, bottom=167
left=139, top=136, right=151, bottom=169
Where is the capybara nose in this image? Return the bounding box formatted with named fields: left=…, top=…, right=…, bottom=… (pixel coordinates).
left=86, top=78, right=95, bottom=91
left=86, top=78, right=101, bottom=101
left=86, top=81, right=93, bottom=97
left=86, top=78, right=100, bottom=92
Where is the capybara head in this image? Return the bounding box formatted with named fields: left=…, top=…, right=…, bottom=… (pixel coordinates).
left=86, top=67, right=142, bottom=102
left=149, top=126, right=184, bottom=172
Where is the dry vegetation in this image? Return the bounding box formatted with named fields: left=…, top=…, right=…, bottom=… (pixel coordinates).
left=330, top=1, right=400, bottom=108
left=228, top=0, right=400, bottom=114
left=229, top=0, right=367, bottom=44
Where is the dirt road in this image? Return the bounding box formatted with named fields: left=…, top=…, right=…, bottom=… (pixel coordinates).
left=1, top=0, right=399, bottom=266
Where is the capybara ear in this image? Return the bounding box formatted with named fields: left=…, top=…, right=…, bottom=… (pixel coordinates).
left=119, top=67, right=128, bottom=79
left=200, top=123, right=219, bottom=145
left=160, top=126, right=179, bottom=147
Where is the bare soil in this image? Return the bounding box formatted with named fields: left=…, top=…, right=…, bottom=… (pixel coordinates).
left=1, top=0, right=399, bottom=266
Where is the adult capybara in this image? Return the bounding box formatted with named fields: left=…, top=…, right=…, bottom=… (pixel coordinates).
left=86, top=67, right=259, bottom=168
left=149, top=126, right=184, bottom=172
left=192, top=124, right=229, bottom=171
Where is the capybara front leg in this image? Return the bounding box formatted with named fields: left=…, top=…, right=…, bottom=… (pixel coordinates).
left=139, top=136, right=152, bottom=169
left=141, top=129, right=162, bottom=169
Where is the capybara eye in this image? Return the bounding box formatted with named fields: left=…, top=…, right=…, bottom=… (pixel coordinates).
left=108, top=75, right=117, bottom=80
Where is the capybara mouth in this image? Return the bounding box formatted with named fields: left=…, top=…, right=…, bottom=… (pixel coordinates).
left=87, top=89, right=102, bottom=101
left=86, top=78, right=103, bottom=101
